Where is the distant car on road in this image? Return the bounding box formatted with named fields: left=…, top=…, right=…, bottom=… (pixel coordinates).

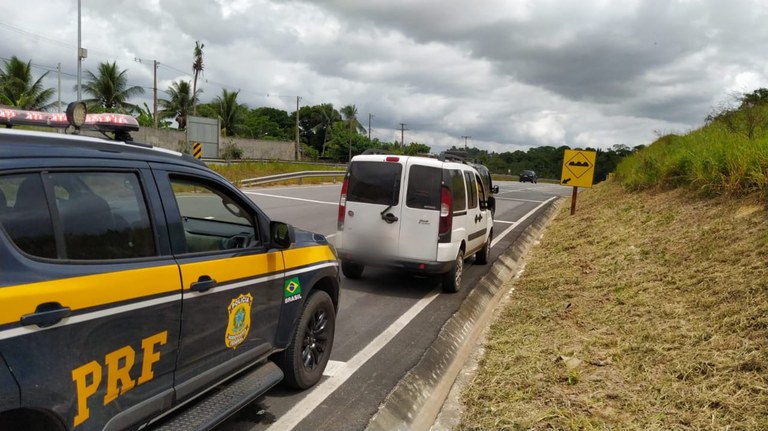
left=519, top=170, right=538, bottom=183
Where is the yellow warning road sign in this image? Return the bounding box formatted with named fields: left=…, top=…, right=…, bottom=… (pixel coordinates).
left=560, top=149, right=596, bottom=188
left=192, top=142, right=202, bottom=159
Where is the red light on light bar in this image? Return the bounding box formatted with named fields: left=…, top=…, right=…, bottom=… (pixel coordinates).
left=0, top=108, right=138, bottom=132
left=386, top=156, right=400, bottom=162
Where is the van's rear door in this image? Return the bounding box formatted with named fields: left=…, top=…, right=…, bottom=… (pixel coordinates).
left=343, top=159, right=404, bottom=258
left=397, top=161, right=442, bottom=261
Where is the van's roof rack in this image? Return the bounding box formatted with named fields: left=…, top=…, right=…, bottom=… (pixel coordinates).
left=438, top=149, right=468, bottom=163
left=0, top=102, right=139, bottom=141
left=361, top=148, right=391, bottom=155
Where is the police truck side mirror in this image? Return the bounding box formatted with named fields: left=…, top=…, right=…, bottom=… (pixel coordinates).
left=270, top=221, right=295, bottom=249
left=491, top=185, right=499, bottom=194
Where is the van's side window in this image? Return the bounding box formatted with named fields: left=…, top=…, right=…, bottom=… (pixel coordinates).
left=170, top=177, right=258, bottom=253
left=475, top=174, right=486, bottom=202
left=464, top=171, right=478, bottom=209
left=448, top=169, right=466, bottom=213
left=406, top=165, right=441, bottom=210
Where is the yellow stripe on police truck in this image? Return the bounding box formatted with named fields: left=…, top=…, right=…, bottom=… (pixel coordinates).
left=0, top=266, right=181, bottom=327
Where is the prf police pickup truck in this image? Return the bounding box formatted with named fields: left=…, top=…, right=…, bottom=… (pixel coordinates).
left=0, top=103, right=340, bottom=430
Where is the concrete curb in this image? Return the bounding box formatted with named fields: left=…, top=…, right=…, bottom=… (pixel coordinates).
left=365, top=198, right=563, bottom=431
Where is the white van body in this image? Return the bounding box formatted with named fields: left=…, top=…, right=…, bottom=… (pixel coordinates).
left=333, top=154, right=494, bottom=292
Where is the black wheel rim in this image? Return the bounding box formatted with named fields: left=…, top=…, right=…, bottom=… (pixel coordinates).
left=302, top=308, right=329, bottom=370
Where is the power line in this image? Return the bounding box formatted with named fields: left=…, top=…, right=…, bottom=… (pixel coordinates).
left=0, top=22, right=313, bottom=108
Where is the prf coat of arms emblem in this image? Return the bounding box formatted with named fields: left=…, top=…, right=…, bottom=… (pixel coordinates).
left=225, top=293, right=253, bottom=349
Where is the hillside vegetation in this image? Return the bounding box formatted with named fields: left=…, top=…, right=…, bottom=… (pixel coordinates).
left=459, top=90, right=768, bottom=429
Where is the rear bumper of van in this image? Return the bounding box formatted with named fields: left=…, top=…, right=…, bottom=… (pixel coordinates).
left=337, top=250, right=454, bottom=274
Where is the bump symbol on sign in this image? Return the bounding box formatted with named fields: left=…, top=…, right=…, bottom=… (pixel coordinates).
left=565, top=152, right=592, bottom=178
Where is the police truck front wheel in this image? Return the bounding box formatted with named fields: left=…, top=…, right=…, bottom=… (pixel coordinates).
left=276, top=290, right=336, bottom=389
left=341, top=260, right=364, bottom=279
left=442, top=249, right=464, bottom=293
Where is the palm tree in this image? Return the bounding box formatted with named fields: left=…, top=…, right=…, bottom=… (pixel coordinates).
left=82, top=62, right=145, bottom=112
left=0, top=56, right=55, bottom=110
left=311, top=103, right=341, bottom=157
left=192, top=41, right=204, bottom=115
left=159, top=80, right=199, bottom=130
left=213, top=89, right=244, bottom=136
left=340, top=104, right=366, bottom=160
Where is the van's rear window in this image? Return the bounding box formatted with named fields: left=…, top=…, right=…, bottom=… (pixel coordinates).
left=347, top=161, right=402, bottom=205
left=406, top=165, right=441, bottom=210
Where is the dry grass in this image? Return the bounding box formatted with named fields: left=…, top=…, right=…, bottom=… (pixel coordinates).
left=459, top=180, right=768, bottom=430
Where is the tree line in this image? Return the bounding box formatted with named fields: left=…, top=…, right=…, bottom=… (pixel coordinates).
left=1, top=47, right=644, bottom=180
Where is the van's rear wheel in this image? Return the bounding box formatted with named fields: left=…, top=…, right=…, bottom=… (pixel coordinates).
left=475, top=231, right=492, bottom=265
left=341, top=260, right=364, bottom=279
left=442, top=249, right=464, bottom=293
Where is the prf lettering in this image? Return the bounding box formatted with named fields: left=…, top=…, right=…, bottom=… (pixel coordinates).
left=71, top=331, right=167, bottom=427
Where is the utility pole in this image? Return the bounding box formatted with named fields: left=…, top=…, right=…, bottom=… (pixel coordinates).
left=77, top=0, right=81, bottom=100
left=57, top=63, right=61, bottom=112
left=461, top=135, right=472, bottom=150
left=153, top=60, right=158, bottom=128
left=295, top=96, right=301, bottom=161
left=399, top=123, right=408, bottom=150
left=368, top=113, right=373, bottom=141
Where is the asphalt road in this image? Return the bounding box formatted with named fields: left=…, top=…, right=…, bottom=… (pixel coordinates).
left=214, top=180, right=571, bottom=431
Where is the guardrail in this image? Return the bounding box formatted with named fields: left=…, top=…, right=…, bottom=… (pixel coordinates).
left=239, top=170, right=346, bottom=186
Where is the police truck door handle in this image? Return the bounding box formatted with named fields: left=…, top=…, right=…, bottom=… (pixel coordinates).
left=191, top=275, right=217, bottom=292
left=21, top=303, right=72, bottom=328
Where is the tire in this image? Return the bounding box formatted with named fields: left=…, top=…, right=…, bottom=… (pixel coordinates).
left=442, top=249, right=464, bottom=293
left=275, top=290, right=336, bottom=389
left=475, top=231, right=492, bottom=265
left=341, top=260, right=364, bottom=279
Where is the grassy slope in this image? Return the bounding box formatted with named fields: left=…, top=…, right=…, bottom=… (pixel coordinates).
left=460, top=181, right=768, bottom=430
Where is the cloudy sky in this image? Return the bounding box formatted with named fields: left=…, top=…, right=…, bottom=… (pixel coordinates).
left=3, top=0, right=768, bottom=153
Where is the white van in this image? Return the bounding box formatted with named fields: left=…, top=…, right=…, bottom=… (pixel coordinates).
left=333, top=153, right=495, bottom=292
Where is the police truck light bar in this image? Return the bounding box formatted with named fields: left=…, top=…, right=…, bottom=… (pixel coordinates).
left=0, top=103, right=139, bottom=133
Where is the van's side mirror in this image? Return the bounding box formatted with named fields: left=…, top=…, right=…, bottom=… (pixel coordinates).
left=270, top=221, right=295, bottom=249
left=491, top=185, right=499, bottom=194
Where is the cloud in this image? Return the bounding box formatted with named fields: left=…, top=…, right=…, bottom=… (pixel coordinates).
left=4, top=0, right=768, bottom=154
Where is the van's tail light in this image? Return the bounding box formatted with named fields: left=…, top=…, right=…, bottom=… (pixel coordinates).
left=338, top=177, right=349, bottom=230
left=438, top=185, right=452, bottom=239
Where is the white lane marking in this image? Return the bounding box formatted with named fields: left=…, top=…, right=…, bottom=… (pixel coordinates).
left=491, top=196, right=556, bottom=248
left=494, top=220, right=517, bottom=225
left=323, top=360, right=345, bottom=377
left=244, top=191, right=337, bottom=206
left=495, top=197, right=548, bottom=203
left=267, top=288, right=441, bottom=430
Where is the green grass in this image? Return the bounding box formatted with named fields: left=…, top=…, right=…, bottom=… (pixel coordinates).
left=616, top=123, right=768, bottom=198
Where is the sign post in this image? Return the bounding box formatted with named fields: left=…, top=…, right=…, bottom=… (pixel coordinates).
left=560, top=149, right=597, bottom=215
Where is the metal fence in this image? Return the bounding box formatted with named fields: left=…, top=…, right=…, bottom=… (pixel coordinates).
left=239, top=171, right=346, bottom=187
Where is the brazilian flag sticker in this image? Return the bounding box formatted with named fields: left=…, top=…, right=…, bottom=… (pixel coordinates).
left=284, top=277, right=302, bottom=300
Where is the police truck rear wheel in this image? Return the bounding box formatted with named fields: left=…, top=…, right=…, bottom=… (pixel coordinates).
left=442, top=249, right=464, bottom=293
left=341, top=260, right=364, bottom=279
left=276, top=290, right=336, bottom=389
